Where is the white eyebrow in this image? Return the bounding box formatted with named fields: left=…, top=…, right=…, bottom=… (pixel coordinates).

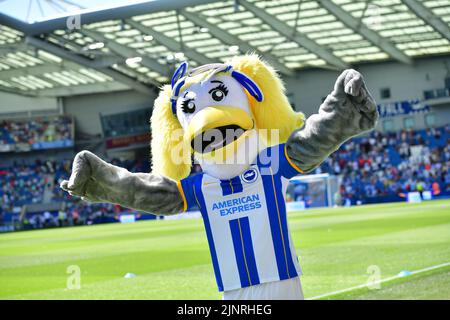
left=183, top=91, right=196, bottom=99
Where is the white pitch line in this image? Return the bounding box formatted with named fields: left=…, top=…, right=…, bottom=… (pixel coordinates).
left=308, top=261, right=450, bottom=300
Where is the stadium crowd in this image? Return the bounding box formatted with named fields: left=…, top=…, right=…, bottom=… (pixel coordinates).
left=0, top=116, right=72, bottom=147
left=316, top=125, right=449, bottom=204
left=0, top=125, right=448, bottom=229
left=0, top=157, right=149, bottom=230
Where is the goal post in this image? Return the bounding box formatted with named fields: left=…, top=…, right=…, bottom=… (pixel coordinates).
left=286, top=173, right=339, bottom=210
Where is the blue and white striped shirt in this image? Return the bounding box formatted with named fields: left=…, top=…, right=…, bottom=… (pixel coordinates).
left=178, top=143, right=303, bottom=292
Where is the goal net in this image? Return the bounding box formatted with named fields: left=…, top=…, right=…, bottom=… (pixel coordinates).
left=286, top=173, right=339, bottom=211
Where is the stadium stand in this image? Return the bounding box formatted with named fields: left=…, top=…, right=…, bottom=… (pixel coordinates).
left=315, top=125, right=450, bottom=205
left=0, top=155, right=153, bottom=230
left=0, top=116, right=74, bottom=152
left=0, top=0, right=449, bottom=233
left=1, top=120, right=448, bottom=230
left=2, top=0, right=450, bottom=303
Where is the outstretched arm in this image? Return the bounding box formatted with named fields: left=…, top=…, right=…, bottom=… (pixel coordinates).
left=286, top=69, right=379, bottom=173
left=60, top=151, right=184, bottom=215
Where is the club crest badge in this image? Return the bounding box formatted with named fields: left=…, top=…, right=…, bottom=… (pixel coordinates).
left=241, top=168, right=258, bottom=183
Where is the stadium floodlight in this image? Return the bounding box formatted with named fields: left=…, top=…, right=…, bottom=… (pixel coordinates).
left=180, top=9, right=294, bottom=76
left=125, top=56, right=143, bottom=66
left=36, top=81, right=129, bottom=97
left=0, top=0, right=223, bottom=36
left=143, top=35, right=154, bottom=41
left=25, top=36, right=156, bottom=94
left=228, top=45, right=239, bottom=53
left=318, top=0, right=413, bottom=65
left=82, top=29, right=168, bottom=76
left=174, top=52, right=185, bottom=60
left=239, top=0, right=349, bottom=70
left=87, top=42, right=105, bottom=50
left=0, top=64, right=65, bottom=81
left=402, top=0, right=450, bottom=42
left=126, top=19, right=214, bottom=66
left=166, top=54, right=175, bottom=62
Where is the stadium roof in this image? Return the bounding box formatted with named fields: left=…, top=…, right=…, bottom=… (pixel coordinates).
left=0, top=0, right=449, bottom=97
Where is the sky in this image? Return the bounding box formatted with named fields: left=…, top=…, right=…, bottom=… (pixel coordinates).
left=0, top=0, right=154, bottom=23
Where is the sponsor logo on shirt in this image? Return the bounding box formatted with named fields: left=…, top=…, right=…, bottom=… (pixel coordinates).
left=211, top=194, right=262, bottom=216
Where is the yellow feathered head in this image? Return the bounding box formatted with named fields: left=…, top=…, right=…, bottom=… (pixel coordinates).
left=150, top=53, right=305, bottom=181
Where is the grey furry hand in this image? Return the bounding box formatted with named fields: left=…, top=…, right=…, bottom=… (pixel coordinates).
left=60, top=151, right=184, bottom=215
left=335, top=69, right=378, bottom=118
left=60, top=150, right=102, bottom=202
left=286, top=69, right=379, bottom=173
left=341, top=69, right=364, bottom=97
left=324, top=69, right=379, bottom=135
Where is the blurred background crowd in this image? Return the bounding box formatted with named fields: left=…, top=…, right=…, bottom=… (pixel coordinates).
left=0, top=116, right=72, bottom=146
left=1, top=117, right=448, bottom=230
left=317, top=125, right=449, bottom=205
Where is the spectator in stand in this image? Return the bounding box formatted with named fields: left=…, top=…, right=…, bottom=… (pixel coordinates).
left=0, top=116, right=72, bottom=148
left=0, top=125, right=448, bottom=227
left=316, top=125, right=448, bottom=204
left=58, top=209, right=66, bottom=227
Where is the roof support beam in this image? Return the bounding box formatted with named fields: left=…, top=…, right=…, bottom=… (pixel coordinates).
left=0, top=59, right=123, bottom=83
left=36, top=81, right=129, bottom=97
left=318, top=0, right=413, bottom=65
left=0, top=42, right=28, bottom=55
left=126, top=19, right=214, bottom=66
left=402, top=0, right=450, bottom=42
left=180, top=9, right=294, bottom=76
left=25, top=36, right=154, bottom=95
left=0, top=0, right=223, bottom=36
left=0, top=64, right=64, bottom=80
left=239, top=0, right=349, bottom=70
left=0, top=59, right=95, bottom=80
left=82, top=29, right=168, bottom=76
left=0, top=86, right=38, bottom=97
left=49, top=35, right=123, bottom=68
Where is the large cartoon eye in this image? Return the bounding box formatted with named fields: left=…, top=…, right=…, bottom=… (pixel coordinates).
left=181, top=99, right=195, bottom=113
left=209, top=84, right=228, bottom=102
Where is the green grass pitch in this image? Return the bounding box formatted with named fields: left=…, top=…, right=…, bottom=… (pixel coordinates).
left=1, top=200, right=449, bottom=300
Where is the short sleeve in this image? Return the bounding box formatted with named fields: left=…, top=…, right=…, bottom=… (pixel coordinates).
left=280, top=143, right=304, bottom=178
left=177, top=174, right=200, bottom=212
left=257, top=144, right=304, bottom=179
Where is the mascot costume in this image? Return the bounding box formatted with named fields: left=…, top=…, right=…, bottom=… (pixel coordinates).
left=61, top=54, right=378, bottom=300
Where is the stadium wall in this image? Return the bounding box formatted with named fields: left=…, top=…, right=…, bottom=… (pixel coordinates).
left=0, top=92, right=59, bottom=117
left=65, top=56, right=450, bottom=136
left=285, top=56, right=450, bottom=117
left=63, top=89, right=156, bottom=136
left=285, top=56, right=450, bottom=130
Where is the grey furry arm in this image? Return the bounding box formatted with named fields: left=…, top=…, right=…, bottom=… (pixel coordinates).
left=286, top=69, right=379, bottom=173
left=60, top=151, right=184, bottom=215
